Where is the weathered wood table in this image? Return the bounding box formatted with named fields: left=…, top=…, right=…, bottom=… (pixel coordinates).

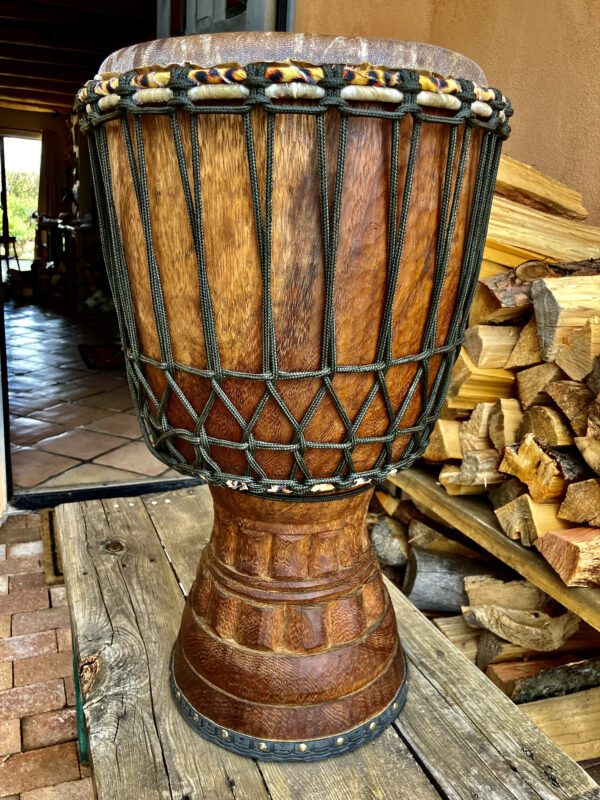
left=56, top=486, right=600, bottom=800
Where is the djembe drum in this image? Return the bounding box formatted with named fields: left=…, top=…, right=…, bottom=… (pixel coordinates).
left=76, top=33, right=511, bottom=761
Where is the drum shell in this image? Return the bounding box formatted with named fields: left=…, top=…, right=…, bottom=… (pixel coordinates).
left=102, top=102, right=484, bottom=482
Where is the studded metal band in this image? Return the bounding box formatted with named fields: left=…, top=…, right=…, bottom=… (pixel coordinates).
left=169, top=653, right=409, bottom=762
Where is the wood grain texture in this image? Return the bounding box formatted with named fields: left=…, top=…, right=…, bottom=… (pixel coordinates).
left=104, top=102, right=484, bottom=483
left=172, top=486, right=404, bottom=741
left=57, top=484, right=598, bottom=799
left=392, top=468, right=600, bottom=632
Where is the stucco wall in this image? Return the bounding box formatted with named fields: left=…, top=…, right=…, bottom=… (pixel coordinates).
left=294, top=0, right=600, bottom=223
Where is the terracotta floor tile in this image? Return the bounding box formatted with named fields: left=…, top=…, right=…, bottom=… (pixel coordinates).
left=94, top=440, right=167, bottom=476
left=15, top=651, right=71, bottom=687
left=0, top=630, right=56, bottom=661
left=22, top=707, right=77, bottom=751
left=10, top=417, right=67, bottom=447
left=11, top=449, right=79, bottom=489
left=9, top=396, right=59, bottom=417
left=37, top=429, right=127, bottom=460
left=21, top=776, right=94, bottom=800
left=84, top=412, right=141, bottom=439
left=0, top=679, right=65, bottom=721
left=0, top=661, right=11, bottom=690
left=10, top=572, right=46, bottom=592
left=0, top=718, right=21, bottom=756
left=12, top=607, right=70, bottom=637
left=7, top=541, right=43, bottom=559
left=73, top=373, right=126, bottom=391
left=56, top=628, right=71, bottom=652
left=0, top=557, right=43, bottom=578
left=41, top=462, right=148, bottom=489
left=0, top=741, right=80, bottom=796
left=30, top=403, right=109, bottom=427
left=78, top=388, right=133, bottom=411
left=0, top=587, right=48, bottom=615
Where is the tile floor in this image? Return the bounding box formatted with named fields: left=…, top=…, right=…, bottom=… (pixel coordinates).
left=0, top=512, right=92, bottom=799
left=4, top=301, right=182, bottom=492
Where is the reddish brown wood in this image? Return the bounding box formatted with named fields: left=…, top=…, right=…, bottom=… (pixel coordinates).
left=171, top=487, right=405, bottom=740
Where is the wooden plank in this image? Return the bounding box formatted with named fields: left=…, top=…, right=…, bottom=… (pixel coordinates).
left=142, top=487, right=441, bottom=800
left=520, top=687, right=600, bottom=763
left=56, top=496, right=270, bottom=800
left=391, top=469, right=600, bottom=632
left=388, top=586, right=599, bottom=798
left=144, top=486, right=596, bottom=799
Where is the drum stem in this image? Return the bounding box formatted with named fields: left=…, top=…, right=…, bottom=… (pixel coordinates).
left=170, top=486, right=407, bottom=760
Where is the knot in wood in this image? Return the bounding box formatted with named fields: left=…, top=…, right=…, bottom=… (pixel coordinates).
left=103, top=539, right=126, bottom=555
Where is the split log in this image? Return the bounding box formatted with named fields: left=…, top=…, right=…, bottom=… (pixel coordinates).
left=494, top=494, right=570, bottom=546
left=587, top=395, right=600, bottom=438
left=488, top=398, right=523, bottom=452
left=464, top=576, right=548, bottom=611
left=494, top=155, right=588, bottom=219
left=483, top=241, right=544, bottom=270
left=546, top=380, right=594, bottom=436
left=478, top=259, right=511, bottom=280
left=499, top=433, right=588, bottom=503
left=407, top=519, right=487, bottom=562
left=555, top=318, right=600, bottom=381
left=432, top=615, right=481, bottom=663
left=488, top=477, right=527, bottom=509
left=457, top=449, right=503, bottom=487
left=575, top=435, right=600, bottom=474
left=535, top=528, right=600, bottom=587
left=469, top=272, right=532, bottom=326
left=422, top=419, right=462, bottom=461
left=402, top=548, right=504, bottom=613
left=374, top=490, right=399, bottom=518
left=505, top=317, right=543, bottom=369
left=517, top=362, right=566, bottom=409
left=487, top=657, right=600, bottom=704
left=518, top=406, right=573, bottom=447
left=588, top=355, right=600, bottom=394
left=369, top=515, right=409, bottom=567
left=532, top=276, right=600, bottom=361
left=520, top=686, right=600, bottom=762
left=446, top=349, right=515, bottom=411
left=459, top=402, right=494, bottom=454
left=559, top=480, right=600, bottom=527
left=461, top=605, right=580, bottom=651
left=476, top=625, right=600, bottom=671
left=463, top=324, right=521, bottom=369
left=438, top=464, right=486, bottom=496
left=488, top=196, right=600, bottom=263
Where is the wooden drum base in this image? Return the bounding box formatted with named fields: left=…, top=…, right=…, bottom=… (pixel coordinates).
left=170, top=486, right=407, bottom=761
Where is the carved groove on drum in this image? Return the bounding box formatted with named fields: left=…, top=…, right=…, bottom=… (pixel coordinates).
left=78, top=60, right=511, bottom=498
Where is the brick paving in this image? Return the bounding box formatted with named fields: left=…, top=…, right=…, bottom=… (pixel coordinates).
left=0, top=513, right=92, bottom=799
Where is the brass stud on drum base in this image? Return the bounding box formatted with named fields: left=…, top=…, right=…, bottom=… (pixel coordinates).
left=169, top=652, right=409, bottom=762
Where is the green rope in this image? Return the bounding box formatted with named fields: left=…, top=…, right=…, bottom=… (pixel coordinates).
left=77, top=66, right=511, bottom=497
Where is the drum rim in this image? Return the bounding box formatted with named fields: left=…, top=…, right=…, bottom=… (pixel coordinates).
left=97, top=32, right=486, bottom=85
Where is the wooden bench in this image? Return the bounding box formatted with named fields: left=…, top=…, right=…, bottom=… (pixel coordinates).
left=56, top=485, right=600, bottom=800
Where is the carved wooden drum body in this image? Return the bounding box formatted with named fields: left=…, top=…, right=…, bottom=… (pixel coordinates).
left=77, top=33, right=510, bottom=761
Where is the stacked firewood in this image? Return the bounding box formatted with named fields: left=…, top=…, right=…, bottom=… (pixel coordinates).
left=368, top=484, right=600, bottom=762
left=423, top=156, right=600, bottom=588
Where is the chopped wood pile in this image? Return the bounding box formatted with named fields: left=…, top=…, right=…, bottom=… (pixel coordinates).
left=368, top=157, right=600, bottom=762
left=423, top=155, right=600, bottom=589
left=368, top=479, right=600, bottom=763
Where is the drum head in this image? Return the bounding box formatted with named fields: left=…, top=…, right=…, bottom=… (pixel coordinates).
left=98, top=32, right=486, bottom=85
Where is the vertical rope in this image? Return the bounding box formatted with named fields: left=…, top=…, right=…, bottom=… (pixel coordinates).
left=79, top=70, right=510, bottom=497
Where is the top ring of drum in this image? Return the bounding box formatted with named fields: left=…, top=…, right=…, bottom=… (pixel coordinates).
left=76, top=60, right=511, bottom=136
